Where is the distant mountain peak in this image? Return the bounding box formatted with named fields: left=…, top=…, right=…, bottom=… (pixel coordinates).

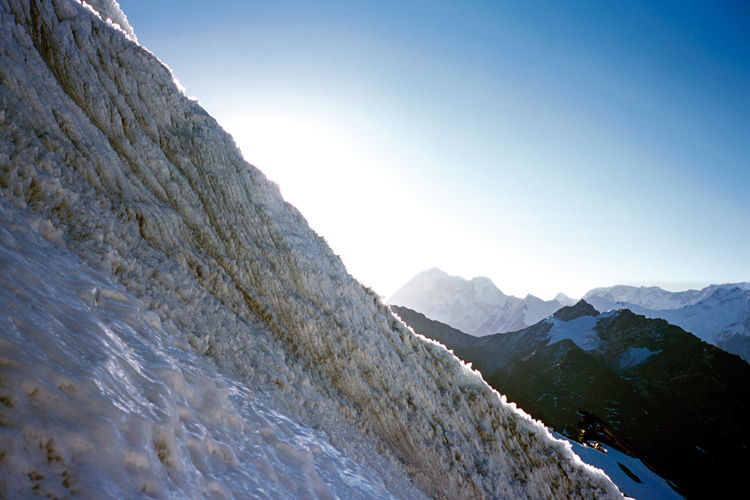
left=470, top=274, right=499, bottom=288
left=553, top=300, right=600, bottom=322
left=388, top=268, right=564, bottom=336
left=554, top=292, right=578, bottom=306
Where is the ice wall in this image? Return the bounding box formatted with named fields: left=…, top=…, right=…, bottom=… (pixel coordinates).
left=0, top=0, right=622, bottom=498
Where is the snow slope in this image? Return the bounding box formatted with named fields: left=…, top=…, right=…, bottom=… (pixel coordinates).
left=388, top=268, right=564, bottom=336
left=0, top=1, right=622, bottom=498
left=555, top=435, right=683, bottom=500
left=0, top=200, right=419, bottom=500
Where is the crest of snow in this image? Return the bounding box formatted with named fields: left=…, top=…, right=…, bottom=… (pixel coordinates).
left=584, top=283, right=750, bottom=312
left=545, top=312, right=617, bottom=351
left=79, top=0, right=137, bottom=42
left=619, top=347, right=661, bottom=369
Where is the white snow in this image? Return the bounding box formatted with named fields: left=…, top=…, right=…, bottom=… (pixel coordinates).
left=619, top=347, right=661, bottom=370
left=0, top=204, right=410, bottom=499
left=545, top=313, right=616, bottom=351
left=583, top=285, right=706, bottom=311
left=557, top=434, right=683, bottom=500
left=79, top=0, right=137, bottom=42
left=554, top=292, right=579, bottom=307
left=0, top=0, right=625, bottom=498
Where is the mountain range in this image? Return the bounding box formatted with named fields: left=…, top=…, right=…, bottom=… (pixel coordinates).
left=0, top=1, right=627, bottom=499
left=392, top=302, right=750, bottom=499
left=388, top=267, right=570, bottom=336
left=584, top=284, right=750, bottom=362
left=390, top=268, right=750, bottom=362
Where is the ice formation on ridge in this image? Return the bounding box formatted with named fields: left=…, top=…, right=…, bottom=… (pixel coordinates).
left=0, top=0, right=622, bottom=498
left=79, top=0, right=136, bottom=42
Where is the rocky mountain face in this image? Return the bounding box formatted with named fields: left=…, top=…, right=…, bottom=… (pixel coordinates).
left=584, top=284, right=750, bottom=362
left=393, top=302, right=750, bottom=499
left=388, top=268, right=564, bottom=336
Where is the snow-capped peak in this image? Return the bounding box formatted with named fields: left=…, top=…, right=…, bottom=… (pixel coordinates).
left=388, top=268, right=565, bottom=336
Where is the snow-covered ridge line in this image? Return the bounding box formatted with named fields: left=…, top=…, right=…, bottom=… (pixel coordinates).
left=583, top=283, right=750, bottom=311
left=79, top=0, right=136, bottom=42
left=0, top=0, right=621, bottom=498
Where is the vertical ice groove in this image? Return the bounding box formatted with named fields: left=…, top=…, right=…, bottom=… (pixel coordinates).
left=0, top=0, right=623, bottom=498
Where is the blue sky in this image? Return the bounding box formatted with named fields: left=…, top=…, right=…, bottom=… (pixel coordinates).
left=119, top=0, right=749, bottom=299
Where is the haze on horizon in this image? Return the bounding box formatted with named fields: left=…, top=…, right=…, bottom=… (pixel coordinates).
left=120, top=0, right=750, bottom=300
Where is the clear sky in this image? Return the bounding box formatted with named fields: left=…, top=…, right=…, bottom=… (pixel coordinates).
left=118, top=0, right=749, bottom=300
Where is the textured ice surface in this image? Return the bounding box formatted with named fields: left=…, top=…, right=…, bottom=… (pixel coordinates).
left=0, top=203, right=408, bottom=499
left=0, top=0, right=623, bottom=498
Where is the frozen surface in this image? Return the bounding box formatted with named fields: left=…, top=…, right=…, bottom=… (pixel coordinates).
left=0, top=203, right=408, bottom=499
left=0, top=0, right=623, bottom=498
left=80, top=0, right=137, bottom=42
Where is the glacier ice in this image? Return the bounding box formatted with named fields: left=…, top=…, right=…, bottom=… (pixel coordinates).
left=0, top=0, right=623, bottom=498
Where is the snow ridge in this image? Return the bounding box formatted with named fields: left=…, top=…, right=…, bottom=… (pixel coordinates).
left=80, top=0, right=136, bottom=42
left=0, top=1, right=621, bottom=498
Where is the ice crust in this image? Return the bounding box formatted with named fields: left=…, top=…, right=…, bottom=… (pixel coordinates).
left=79, top=0, right=136, bottom=42
left=0, top=203, right=411, bottom=499
left=0, top=0, right=622, bottom=498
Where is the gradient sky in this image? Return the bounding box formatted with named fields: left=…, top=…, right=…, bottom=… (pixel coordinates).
left=119, top=0, right=749, bottom=300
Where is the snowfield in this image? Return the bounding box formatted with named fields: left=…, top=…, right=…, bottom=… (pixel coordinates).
left=1, top=0, right=623, bottom=498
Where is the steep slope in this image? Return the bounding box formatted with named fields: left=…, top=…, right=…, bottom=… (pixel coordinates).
left=395, top=302, right=750, bottom=499
left=0, top=1, right=622, bottom=498
left=0, top=201, right=429, bottom=499
left=584, top=284, right=750, bottom=362
left=388, top=268, right=564, bottom=336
